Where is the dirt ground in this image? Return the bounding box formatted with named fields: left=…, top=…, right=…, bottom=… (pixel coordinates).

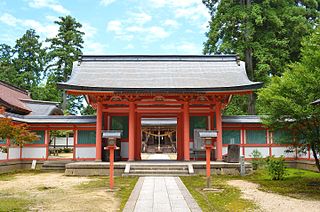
left=0, top=172, right=119, bottom=212
left=228, top=180, right=320, bottom=212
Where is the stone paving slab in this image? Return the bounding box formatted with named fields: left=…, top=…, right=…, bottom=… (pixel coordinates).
left=123, top=176, right=202, bottom=212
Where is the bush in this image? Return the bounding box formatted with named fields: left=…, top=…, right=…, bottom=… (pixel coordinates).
left=266, top=156, right=287, bottom=180
left=250, top=149, right=265, bottom=170
left=62, top=148, right=72, bottom=153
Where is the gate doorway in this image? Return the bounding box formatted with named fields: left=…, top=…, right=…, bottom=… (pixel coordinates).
left=141, top=118, right=177, bottom=160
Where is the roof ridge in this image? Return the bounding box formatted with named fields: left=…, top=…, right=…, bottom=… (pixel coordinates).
left=20, top=99, right=60, bottom=105
left=0, top=80, right=29, bottom=96
left=79, top=54, right=239, bottom=63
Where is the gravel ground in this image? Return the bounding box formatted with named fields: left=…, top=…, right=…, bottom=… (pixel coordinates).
left=228, top=180, right=320, bottom=212
left=0, top=172, right=119, bottom=212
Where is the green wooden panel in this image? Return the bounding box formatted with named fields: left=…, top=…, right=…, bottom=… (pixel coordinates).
left=32, top=130, right=45, bottom=144
left=78, top=130, right=96, bottom=144
left=190, top=116, right=207, bottom=138
left=223, top=130, right=241, bottom=144
left=246, top=130, right=267, bottom=144
left=273, top=130, right=292, bottom=144
left=111, top=116, right=128, bottom=138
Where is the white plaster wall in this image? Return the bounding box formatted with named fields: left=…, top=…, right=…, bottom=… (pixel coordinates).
left=297, top=147, right=308, bottom=159
left=222, top=147, right=228, bottom=155
left=22, top=147, right=46, bottom=159
left=245, top=147, right=269, bottom=158
left=0, top=152, right=7, bottom=160
left=9, top=147, right=20, bottom=159
left=272, top=147, right=295, bottom=158
left=310, top=151, right=320, bottom=159
left=121, top=142, right=128, bottom=158
left=55, top=137, right=74, bottom=145
left=76, top=147, right=95, bottom=159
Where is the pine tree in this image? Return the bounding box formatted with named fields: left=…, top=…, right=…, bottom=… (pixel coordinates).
left=46, top=15, right=84, bottom=113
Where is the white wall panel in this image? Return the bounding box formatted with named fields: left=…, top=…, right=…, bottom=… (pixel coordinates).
left=245, top=147, right=269, bottom=158
left=9, top=147, right=20, bottom=159
left=272, top=147, right=295, bottom=158
left=121, top=142, right=128, bottom=158
left=22, top=147, right=46, bottom=159
left=76, top=147, right=95, bottom=159
left=222, top=147, right=228, bottom=155
left=0, top=152, right=7, bottom=160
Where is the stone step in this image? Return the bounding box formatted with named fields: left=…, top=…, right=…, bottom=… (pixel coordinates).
left=124, top=173, right=192, bottom=177
left=42, top=160, right=73, bottom=171
left=130, top=166, right=188, bottom=171
left=130, top=169, right=188, bottom=174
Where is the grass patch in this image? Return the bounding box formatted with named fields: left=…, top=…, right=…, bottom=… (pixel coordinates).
left=0, top=196, right=32, bottom=211
left=244, top=167, right=320, bottom=200
left=0, top=170, right=42, bottom=181
left=180, top=175, right=257, bottom=212
left=76, top=176, right=138, bottom=211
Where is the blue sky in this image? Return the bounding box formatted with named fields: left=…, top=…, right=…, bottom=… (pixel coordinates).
left=0, top=0, right=211, bottom=55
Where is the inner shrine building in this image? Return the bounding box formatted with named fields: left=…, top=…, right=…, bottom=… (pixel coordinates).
left=58, top=55, right=262, bottom=161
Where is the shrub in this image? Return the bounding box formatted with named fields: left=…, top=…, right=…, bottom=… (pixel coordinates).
left=250, top=149, right=265, bottom=170
left=63, top=148, right=72, bottom=153
left=266, top=156, right=287, bottom=180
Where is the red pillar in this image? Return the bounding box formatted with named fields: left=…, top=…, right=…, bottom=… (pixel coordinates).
left=135, top=114, right=141, bottom=160
left=215, top=102, right=223, bottom=161
left=128, top=102, right=135, bottom=161
left=95, top=101, right=103, bottom=161
left=183, top=102, right=190, bottom=161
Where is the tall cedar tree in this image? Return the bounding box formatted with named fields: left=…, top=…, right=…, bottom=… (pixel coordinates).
left=203, top=0, right=319, bottom=114
left=0, top=44, right=18, bottom=85
left=258, top=27, right=320, bottom=171
left=13, top=29, right=46, bottom=91
left=46, top=16, right=84, bottom=114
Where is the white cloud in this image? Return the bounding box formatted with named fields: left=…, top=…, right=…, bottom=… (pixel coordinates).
left=149, top=0, right=199, bottom=8
left=0, top=13, right=19, bottom=26
left=28, top=0, right=70, bottom=14
left=161, top=42, right=201, bottom=54
left=100, top=0, right=116, bottom=6
left=175, top=4, right=210, bottom=21
left=0, top=12, right=58, bottom=39
left=83, top=40, right=108, bottom=54
left=106, top=20, right=122, bottom=33
left=163, top=19, right=179, bottom=28
left=125, top=44, right=134, bottom=49
left=82, top=23, right=97, bottom=39
left=129, top=12, right=152, bottom=25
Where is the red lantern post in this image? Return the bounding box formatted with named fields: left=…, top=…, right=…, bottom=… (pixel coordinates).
left=107, top=143, right=115, bottom=189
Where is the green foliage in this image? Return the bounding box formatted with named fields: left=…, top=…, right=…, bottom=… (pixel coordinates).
left=181, top=176, right=257, bottom=211
left=258, top=27, right=320, bottom=171
left=250, top=149, right=264, bottom=170
left=0, top=15, right=85, bottom=114
left=203, top=0, right=319, bottom=114
left=245, top=168, right=320, bottom=200
left=46, top=15, right=84, bottom=112
left=81, top=105, right=96, bottom=115
left=265, top=156, right=287, bottom=180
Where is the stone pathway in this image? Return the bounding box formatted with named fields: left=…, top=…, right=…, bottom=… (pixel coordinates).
left=123, top=177, right=202, bottom=212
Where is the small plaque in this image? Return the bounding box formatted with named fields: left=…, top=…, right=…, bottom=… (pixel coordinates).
left=31, top=160, right=37, bottom=170
left=199, top=130, right=218, bottom=138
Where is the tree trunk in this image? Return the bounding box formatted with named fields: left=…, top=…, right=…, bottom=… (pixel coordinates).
left=245, top=48, right=256, bottom=114
left=62, top=90, right=67, bottom=111
left=311, top=144, right=320, bottom=172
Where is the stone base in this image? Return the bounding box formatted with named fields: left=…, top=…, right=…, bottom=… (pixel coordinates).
left=285, top=160, right=319, bottom=172
left=0, top=160, right=44, bottom=174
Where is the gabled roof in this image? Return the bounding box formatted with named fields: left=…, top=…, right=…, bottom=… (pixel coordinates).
left=0, top=80, right=31, bottom=114
left=0, top=81, right=63, bottom=116
left=21, top=99, right=63, bottom=116
left=58, top=55, right=263, bottom=93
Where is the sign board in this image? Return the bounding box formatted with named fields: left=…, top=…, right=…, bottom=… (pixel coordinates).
left=199, top=130, right=218, bottom=139
left=31, top=160, right=37, bottom=170
left=102, top=130, right=122, bottom=139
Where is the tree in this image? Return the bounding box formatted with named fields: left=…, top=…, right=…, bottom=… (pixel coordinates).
left=0, top=44, right=18, bottom=85
left=257, top=27, right=320, bottom=171
left=0, top=118, right=39, bottom=147
left=13, top=29, right=46, bottom=91
left=46, top=15, right=84, bottom=113
left=203, top=0, right=319, bottom=114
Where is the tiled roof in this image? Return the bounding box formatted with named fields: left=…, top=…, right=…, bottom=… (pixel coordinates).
left=0, top=81, right=31, bottom=114
left=21, top=99, right=63, bottom=116
left=58, top=55, right=263, bottom=92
